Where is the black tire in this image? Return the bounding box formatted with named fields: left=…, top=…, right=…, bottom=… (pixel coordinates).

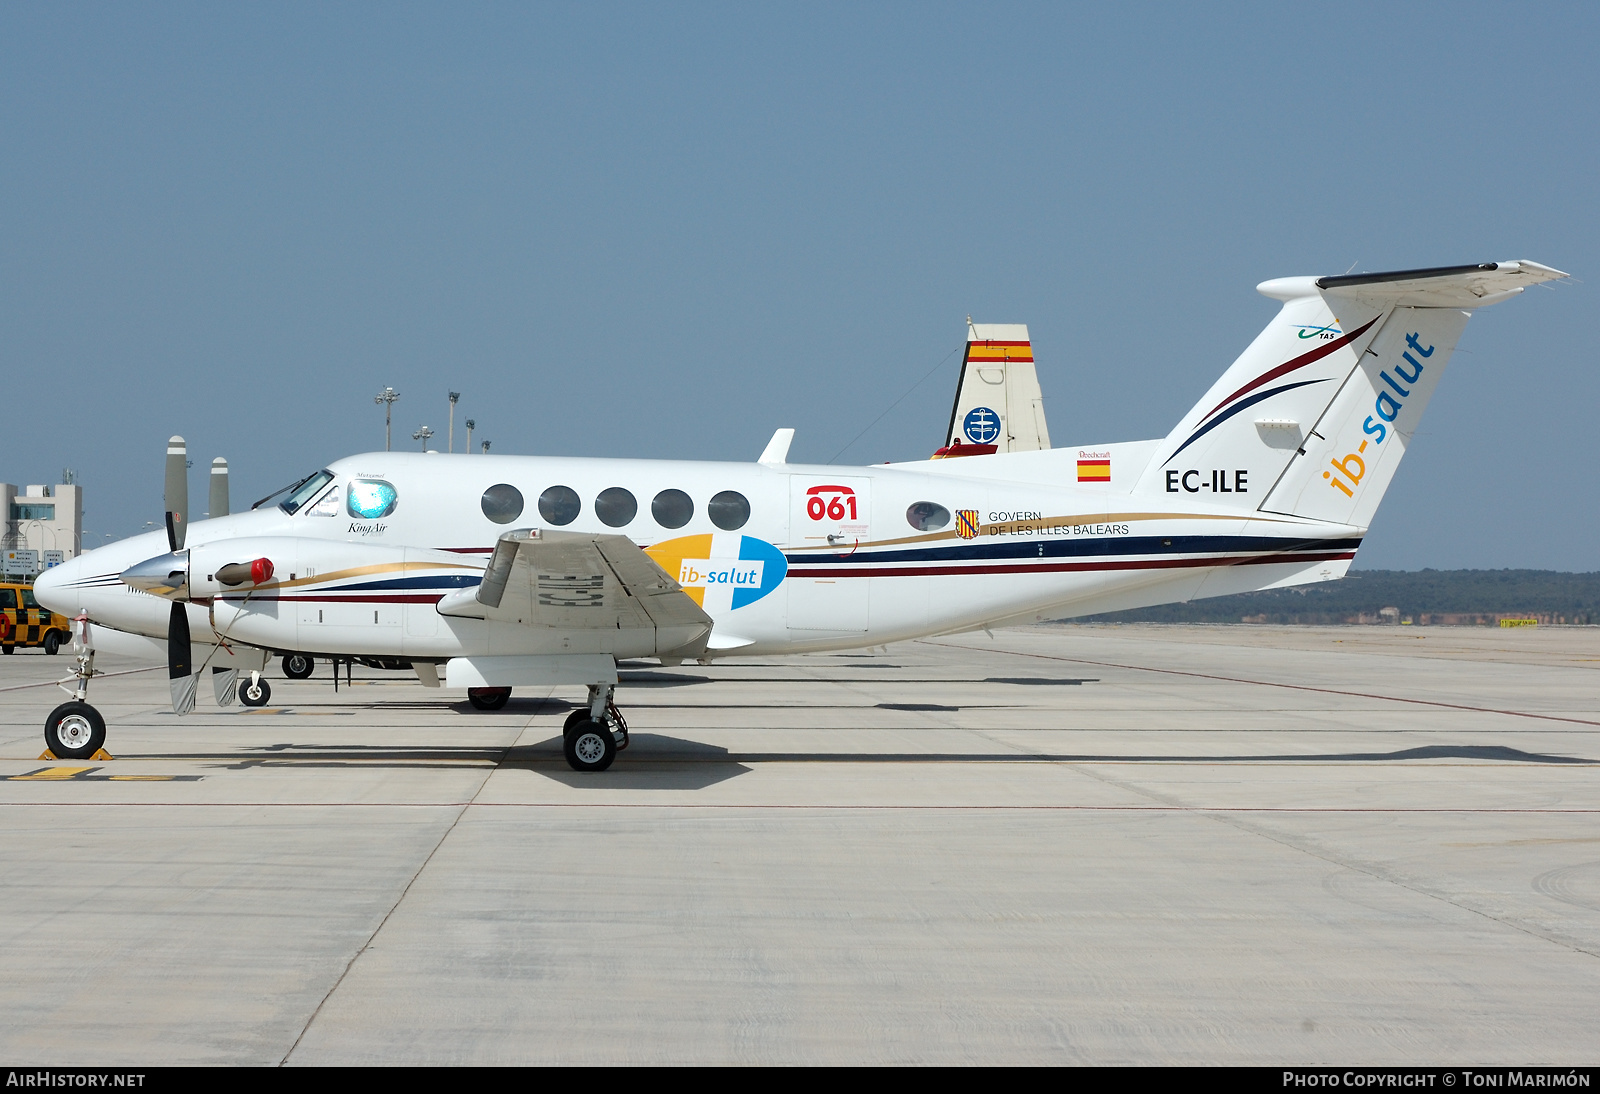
left=44, top=631, right=63, bottom=656
left=1, top=644, right=13, bottom=655
left=468, top=686, right=511, bottom=711
left=563, top=708, right=590, bottom=737
left=563, top=719, right=617, bottom=772
left=240, top=677, right=272, bottom=707
left=45, top=701, right=105, bottom=759
left=282, top=653, right=314, bottom=679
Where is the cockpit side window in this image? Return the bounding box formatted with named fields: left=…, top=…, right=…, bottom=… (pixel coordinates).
left=304, top=485, right=340, bottom=516
left=348, top=480, right=399, bottom=519
left=274, top=471, right=336, bottom=515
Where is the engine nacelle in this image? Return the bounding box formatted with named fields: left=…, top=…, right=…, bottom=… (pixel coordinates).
left=216, top=557, right=275, bottom=588
left=200, top=536, right=485, bottom=656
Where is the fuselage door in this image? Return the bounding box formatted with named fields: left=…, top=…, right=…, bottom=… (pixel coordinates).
left=789, top=477, right=871, bottom=553
left=787, top=476, right=872, bottom=634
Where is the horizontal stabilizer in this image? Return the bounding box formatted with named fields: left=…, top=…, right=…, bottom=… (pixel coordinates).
left=1260, top=260, right=1567, bottom=308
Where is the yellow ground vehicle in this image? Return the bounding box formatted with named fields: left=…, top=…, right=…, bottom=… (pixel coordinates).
left=0, top=581, right=72, bottom=655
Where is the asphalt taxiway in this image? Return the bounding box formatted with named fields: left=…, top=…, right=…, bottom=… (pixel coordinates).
left=2, top=623, right=1598, bottom=1064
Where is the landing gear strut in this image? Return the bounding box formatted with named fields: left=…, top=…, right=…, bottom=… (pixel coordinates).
left=562, top=684, right=627, bottom=772
left=45, top=614, right=106, bottom=759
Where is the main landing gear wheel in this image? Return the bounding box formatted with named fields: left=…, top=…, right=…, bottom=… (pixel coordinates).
left=468, top=687, right=512, bottom=711
left=44, top=631, right=62, bottom=656
left=240, top=677, right=272, bottom=707
left=563, top=719, right=617, bottom=772
left=45, top=701, right=105, bottom=759
left=282, top=653, right=314, bottom=679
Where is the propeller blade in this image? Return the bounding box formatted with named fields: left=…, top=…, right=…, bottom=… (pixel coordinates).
left=171, top=673, right=198, bottom=716
left=209, top=457, right=229, bottom=519
left=212, top=666, right=239, bottom=708
left=165, top=436, right=188, bottom=551
left=168, top=601, right=195, bottom=716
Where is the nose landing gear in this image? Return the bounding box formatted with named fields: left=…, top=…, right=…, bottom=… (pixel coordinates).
left=43, top=614, right=109, bottom=760
left=45, top=701, right=106, bottom=759
left=239, top=672, right=272, bottom=706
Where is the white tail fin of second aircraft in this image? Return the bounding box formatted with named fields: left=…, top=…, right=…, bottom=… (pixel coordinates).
left=1133, top=261, right=1566, bottom=527
left=938, top=322, right=1052, bottom=456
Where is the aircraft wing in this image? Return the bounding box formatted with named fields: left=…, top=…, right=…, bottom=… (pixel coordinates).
left=437, top=528, right=712, bottom=658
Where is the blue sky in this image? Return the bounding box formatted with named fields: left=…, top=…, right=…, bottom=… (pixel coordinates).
left=2, top=3, right=1594, bottom=568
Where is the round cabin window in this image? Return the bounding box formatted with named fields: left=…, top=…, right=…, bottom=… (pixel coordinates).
left=538, top=485, right=581, bottom=526
left=708, top=490, right=750, bottom=531
left=480, top=484, right=524, bottom=525
left=651, top=489, right=694, bottom=529
left=594, top=487, right=638, bottom=528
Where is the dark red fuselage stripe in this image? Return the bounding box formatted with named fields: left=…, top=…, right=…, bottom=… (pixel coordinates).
left=787, top=550, right=1355, bottom=578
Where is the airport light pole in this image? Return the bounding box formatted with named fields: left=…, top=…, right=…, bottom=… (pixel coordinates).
left=481, top=440, right=491, bottom=454
left=413, top=425, right=434, bottom=452
left=374, top=387, right=401, bottom=451
left=465, top=419, right=475, bottom=453
left=448, top=392, right=460, bottom=453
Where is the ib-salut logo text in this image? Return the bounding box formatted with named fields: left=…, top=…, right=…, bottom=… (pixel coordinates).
left=645, top=535, right=787, bottom=611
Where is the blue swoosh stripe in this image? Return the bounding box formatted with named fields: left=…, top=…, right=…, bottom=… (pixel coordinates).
left=1163, top=378, right=1329, bottom=466
left=789, top=534, right=1362, bottom=568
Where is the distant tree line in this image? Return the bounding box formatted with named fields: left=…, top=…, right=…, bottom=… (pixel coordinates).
left=1068, top=570, right=1600, bottom=626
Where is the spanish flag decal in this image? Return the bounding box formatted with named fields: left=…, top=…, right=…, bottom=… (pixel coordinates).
left=965, top=340, right=1033, bottom=363
left=1077, top=458, right=1111, bottom=483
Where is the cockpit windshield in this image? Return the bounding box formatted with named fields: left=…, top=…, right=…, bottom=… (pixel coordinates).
left=252, top=470, right=335, bottom=514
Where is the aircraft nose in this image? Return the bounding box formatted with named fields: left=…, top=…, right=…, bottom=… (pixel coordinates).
left=32, top=556, right=80, bottom=616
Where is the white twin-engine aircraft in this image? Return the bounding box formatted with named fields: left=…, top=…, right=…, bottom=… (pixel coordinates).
left=34, top=261, right=1568, bottom=770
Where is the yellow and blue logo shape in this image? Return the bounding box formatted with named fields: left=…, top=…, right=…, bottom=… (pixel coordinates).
left=645, top=534, right=787, bottom=610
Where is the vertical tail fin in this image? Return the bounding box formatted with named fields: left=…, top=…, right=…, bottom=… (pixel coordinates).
left=1259, top=305, right=1464, bottom=526
left=1134, top=262, right=1566, bottom=526
left=936, top=322, right=1052, bottom=457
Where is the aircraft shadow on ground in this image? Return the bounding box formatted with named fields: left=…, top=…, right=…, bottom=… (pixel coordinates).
left=503, top=736, right=751, bottom=790
left=617, top=671, right=713, bottom=688
left=518, top=740, right=1599, bottom=780
left=545, top=741, right=1597, bottom=766
left=983, top=677, right=1097, bottom=686
left=178, top=740, right=1592, bottom=777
